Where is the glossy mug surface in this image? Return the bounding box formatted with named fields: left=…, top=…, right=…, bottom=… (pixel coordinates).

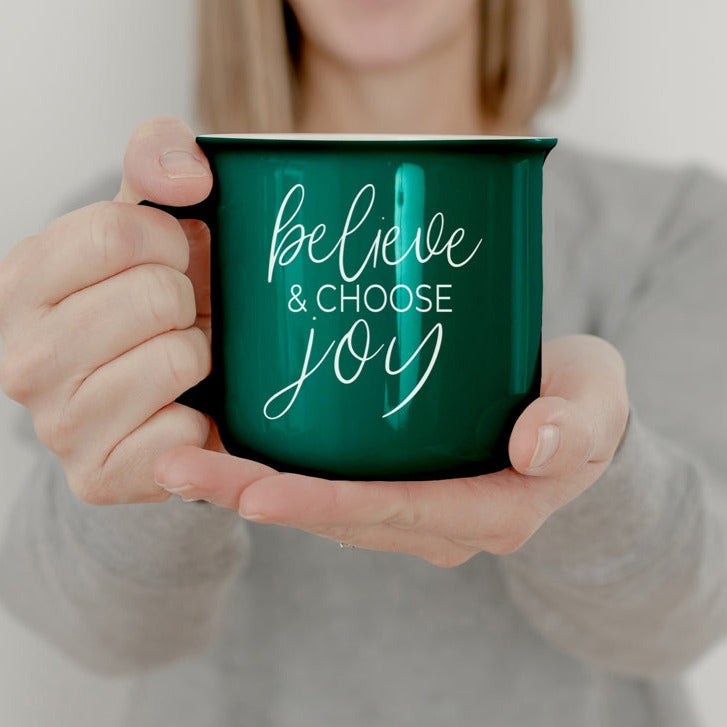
left=156, top=134, right=556, bottom=480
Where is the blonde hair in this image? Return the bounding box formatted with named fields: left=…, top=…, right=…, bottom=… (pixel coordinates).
left=197, top=0, right=573, bottom=133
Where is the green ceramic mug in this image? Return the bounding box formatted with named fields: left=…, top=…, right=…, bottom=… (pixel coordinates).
left=146, top=134, right=557, bottom=480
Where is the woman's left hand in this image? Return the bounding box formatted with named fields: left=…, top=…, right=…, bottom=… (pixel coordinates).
left=155, top=335, right=629, bottom=567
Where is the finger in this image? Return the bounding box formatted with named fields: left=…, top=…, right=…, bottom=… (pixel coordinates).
left=2, top=203, right=191, bottom=317
left=154, top=447, right=479, bottom=566
left=22, top=264, right=197, bottom=400
left=70, top=403, right=211, bottom=505
left=47, top=327, right=210, bottom=465
left=240, top=468, right=542, bottom=557
left=115, top=116, right=212, bottom=206
left=154, top=446, right=546, bottom=554
left=508, top=335, right=629, bottom=481
left=154, top=444, right=423, bottom=518
left=155, top=446, right=277, bottom=509
left=508, top=395, right=599, bottom=482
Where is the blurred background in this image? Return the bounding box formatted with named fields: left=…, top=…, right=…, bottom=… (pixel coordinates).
left=1, top=1, right=726, bottom=724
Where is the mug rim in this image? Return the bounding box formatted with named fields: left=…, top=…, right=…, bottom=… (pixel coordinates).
left=196, top=133, right=557, bottom=151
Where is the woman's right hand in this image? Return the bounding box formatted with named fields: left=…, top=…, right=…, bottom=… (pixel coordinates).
left=0, top=117, right=214, bottom=504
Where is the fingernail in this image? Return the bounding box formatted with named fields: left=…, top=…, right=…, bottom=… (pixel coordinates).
left=528, top=424, right=561, bottom=471
left=238, top=496, right=265, bottom=521
left=240, top=512, right=265, bottom=521
left=155, top=480, right=194, bottom=496
left=159, top=151, right=208, bottom=179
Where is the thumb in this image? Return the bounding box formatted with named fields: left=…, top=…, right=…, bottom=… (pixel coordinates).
left=508, top=335, right=629, bottom=480
left=115, top=116, right=212, bottom=206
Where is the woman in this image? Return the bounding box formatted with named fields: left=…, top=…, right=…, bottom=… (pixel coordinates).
left=0, top=0, right=725, bottom=724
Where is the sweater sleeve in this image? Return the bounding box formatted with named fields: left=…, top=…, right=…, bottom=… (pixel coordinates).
left=498, top=164, right=727, bottom=679
left=0, top=409, right=250, bottom=676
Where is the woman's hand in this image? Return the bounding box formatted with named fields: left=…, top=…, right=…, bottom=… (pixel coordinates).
left=155, top=335, right=630, bottom=566
left=0, top=117, right=215, bottom=505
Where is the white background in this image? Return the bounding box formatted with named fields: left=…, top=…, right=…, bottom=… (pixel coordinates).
left=1, top=1, right=727, bottom=725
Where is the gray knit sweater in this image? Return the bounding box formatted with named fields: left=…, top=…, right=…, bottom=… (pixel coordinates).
left=1, top=143, right=726, bottom=726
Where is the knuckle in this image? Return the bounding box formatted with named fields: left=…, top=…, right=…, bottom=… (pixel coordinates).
left=138, top=210, right=192, bottom=275
left=89, top=202, right=143, bottom=272
left=171, top=270, right=197, bottom=327
left=33, top=402, right=79, bottom=456
left=140, top=208, right=190, bottom=271
left=139, top=266, right=195, bottom=332
left=66, top=468, right=115, bottom=506
left=0, top=353, right=26, bottom=402
left=161, top=329, right=210, bottom=392
left=189, top=326, right=212, bottom=374
left=0, top=345, right=46, bottom=403
left=175, top=405, right=210, bottom=445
